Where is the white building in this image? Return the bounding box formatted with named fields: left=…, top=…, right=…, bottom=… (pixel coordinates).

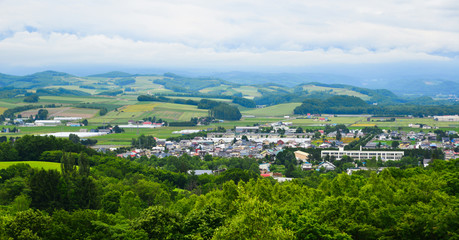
left=434, top=115, right=459, bottom=122
left=321, top=146, right=404, bottom=161
left=235, top=126, right=259, bottom=133
left=35, top=120, right=61, bottom=126
left=54, top=117, right=83, bottom=121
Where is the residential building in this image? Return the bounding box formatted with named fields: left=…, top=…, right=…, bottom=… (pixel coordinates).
left=321, top=146, right=404, bottom=161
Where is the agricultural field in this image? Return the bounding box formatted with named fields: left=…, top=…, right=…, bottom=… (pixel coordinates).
left=232, top=86, right=262, bottom=99
left=241, top=103, right=302, bottom=117
left=0, top=107, right=7, bottom=114
left=166, top=96, right=232, bottom=102
left=291, top=116, right=367, bottom=126
left=20, top=107, right=99, bottom=119
left=43, top=85, right=100, bottom=95
left=0, top=161, right=62, bottom=171
left=301, top=85, right=371, bottom=100
left=0, top=125, right=93, bottom=137
left=90, top=102, right=209, bottom=124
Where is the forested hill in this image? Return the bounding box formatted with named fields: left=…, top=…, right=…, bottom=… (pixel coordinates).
left=0, top=71, right=399, bottom=103
left=0, top=135, right=458, bottom=239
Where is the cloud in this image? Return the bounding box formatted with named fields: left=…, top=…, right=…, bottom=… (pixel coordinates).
left=0, top=0, right=458, bottom=70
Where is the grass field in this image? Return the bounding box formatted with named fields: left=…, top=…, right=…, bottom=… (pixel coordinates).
left=90, top=102, right=209, bottom=124
left=233, top=86, right=262, bottom=99
left=20, top=107, right=99, bottom=118
left=0, top=161, right=61, bottom=171
left=242, top=103, right=302, bottom=117
left=0, top=107, right=7, bottom=114
left=302, top=85, right=371, bottom=100
left=291, top=116, right=367, bottom=126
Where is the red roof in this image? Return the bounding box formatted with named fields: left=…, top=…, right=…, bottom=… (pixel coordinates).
left=260, top=174, right=271, bottom=177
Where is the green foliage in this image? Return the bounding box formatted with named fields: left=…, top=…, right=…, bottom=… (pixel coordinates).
left=232, top=96, right=256, bottom=108
left=132, top=206, right=183, bottom=239
left=209, top=103, right=242, bottom=120
left=131, top=134, right=156, bottom=148
left=23, top=94, right=39, bottom=103
left=35, top=88, right=90, bottom=96
left=114, top=77, right=136, bottom=86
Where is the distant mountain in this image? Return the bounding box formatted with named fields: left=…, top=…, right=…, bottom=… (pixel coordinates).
left=87, top=71, right=134, bottom=78
left=0, top=70, right=75, bottom=88
left=211, top=71, right=357, bottom=87
left=364, top=78, right=459, bottom=97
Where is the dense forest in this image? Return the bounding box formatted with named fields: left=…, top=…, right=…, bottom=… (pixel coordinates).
left=294, top=95, right=459, bottom=117
left=0, top=135, right=458, bottom=239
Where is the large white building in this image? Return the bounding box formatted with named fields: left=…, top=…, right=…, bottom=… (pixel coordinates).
left=434, top=115, right=459, bottom=122
left=321, top=147, right=404, bottom=161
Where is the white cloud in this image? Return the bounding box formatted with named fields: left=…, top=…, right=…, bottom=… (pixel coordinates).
left=0, top=0, right=458, bottom=70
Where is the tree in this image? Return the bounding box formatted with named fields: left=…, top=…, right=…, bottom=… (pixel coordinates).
left=6, top=209, right=51, bottom=240
left=82, top=119, right=88, bottom=126
left=23, top=94, right=39, bottom=103
left=113, top=125, right=124, bottom=133
left=336, top=130, right=342, bottom=141
left=391, top=141, right=400, bottom=149
left=36, top=109, right=48, bottom=120
left=296, top=127, right=304, bottom=133
left=29, top=169, right=62, bottom=211
left=69, top=134, right=80, bottom=144
left=78, top=152, right=90, bottom=177
left=119, top=191, right=142, bottom=219
left=132, top=206, right=183, bottom=239
left=213, top=198, right=294, bottom=240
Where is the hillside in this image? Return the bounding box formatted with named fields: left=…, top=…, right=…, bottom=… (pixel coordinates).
left=0, top=71, right=400, bottom=104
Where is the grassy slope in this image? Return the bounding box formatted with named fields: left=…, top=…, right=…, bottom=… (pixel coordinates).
left=0, top=161, right=61, bottom=171
left=241, top=103, right=302, bottom=117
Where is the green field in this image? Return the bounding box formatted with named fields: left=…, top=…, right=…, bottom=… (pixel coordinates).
left=0, top=161, right=61, bottom=171
left=242, top=103, right=302, bottom=117
left=90, top=102, right=209, bottom=124
left=301, top=85, right=371, bottom=100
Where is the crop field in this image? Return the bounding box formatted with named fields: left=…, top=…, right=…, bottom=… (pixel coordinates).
left=121, top=103, right=160, bottom=112
left=352, top=123, right=377, bottom=127
left=92, top=126, right=210, bottom=145
left=233, top=86, right=262, bottom=98
left=20, top=107, right=99, bottom=118
left=91, top=102, right=209, bottom=124
left=0, top=125, right=93, bottom=137
left=242, top=103, right=302, bottom=117
left=291, top=116, right=367, bottom=126
left=0, top=161, right=61, bottom=171
left=166, top=96, right=232, bottom=102
left=199, top=85, right=231, bottom=93
left=43, top=85, right=99, bottom=95
left=301, top=85, right=370, bottom=100
left=0, top=107, right=7, bottom=114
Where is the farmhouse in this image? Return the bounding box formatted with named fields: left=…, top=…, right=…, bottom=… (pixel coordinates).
left=321, top=146, right=404, bottom=161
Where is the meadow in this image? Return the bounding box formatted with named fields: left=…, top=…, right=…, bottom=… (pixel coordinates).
left=241, top=103, right=302, bottom=117
left=0, top=161, right=62, bottom=171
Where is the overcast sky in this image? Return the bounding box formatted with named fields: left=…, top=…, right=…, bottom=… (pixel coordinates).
left=0, top=0, right=458, bottom=75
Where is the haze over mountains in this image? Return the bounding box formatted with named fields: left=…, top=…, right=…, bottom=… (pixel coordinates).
left=1, top=69, right=458, bottom=98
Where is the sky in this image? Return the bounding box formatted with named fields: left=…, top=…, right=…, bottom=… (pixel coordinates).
left=0, top=0, right=458, bottom=76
